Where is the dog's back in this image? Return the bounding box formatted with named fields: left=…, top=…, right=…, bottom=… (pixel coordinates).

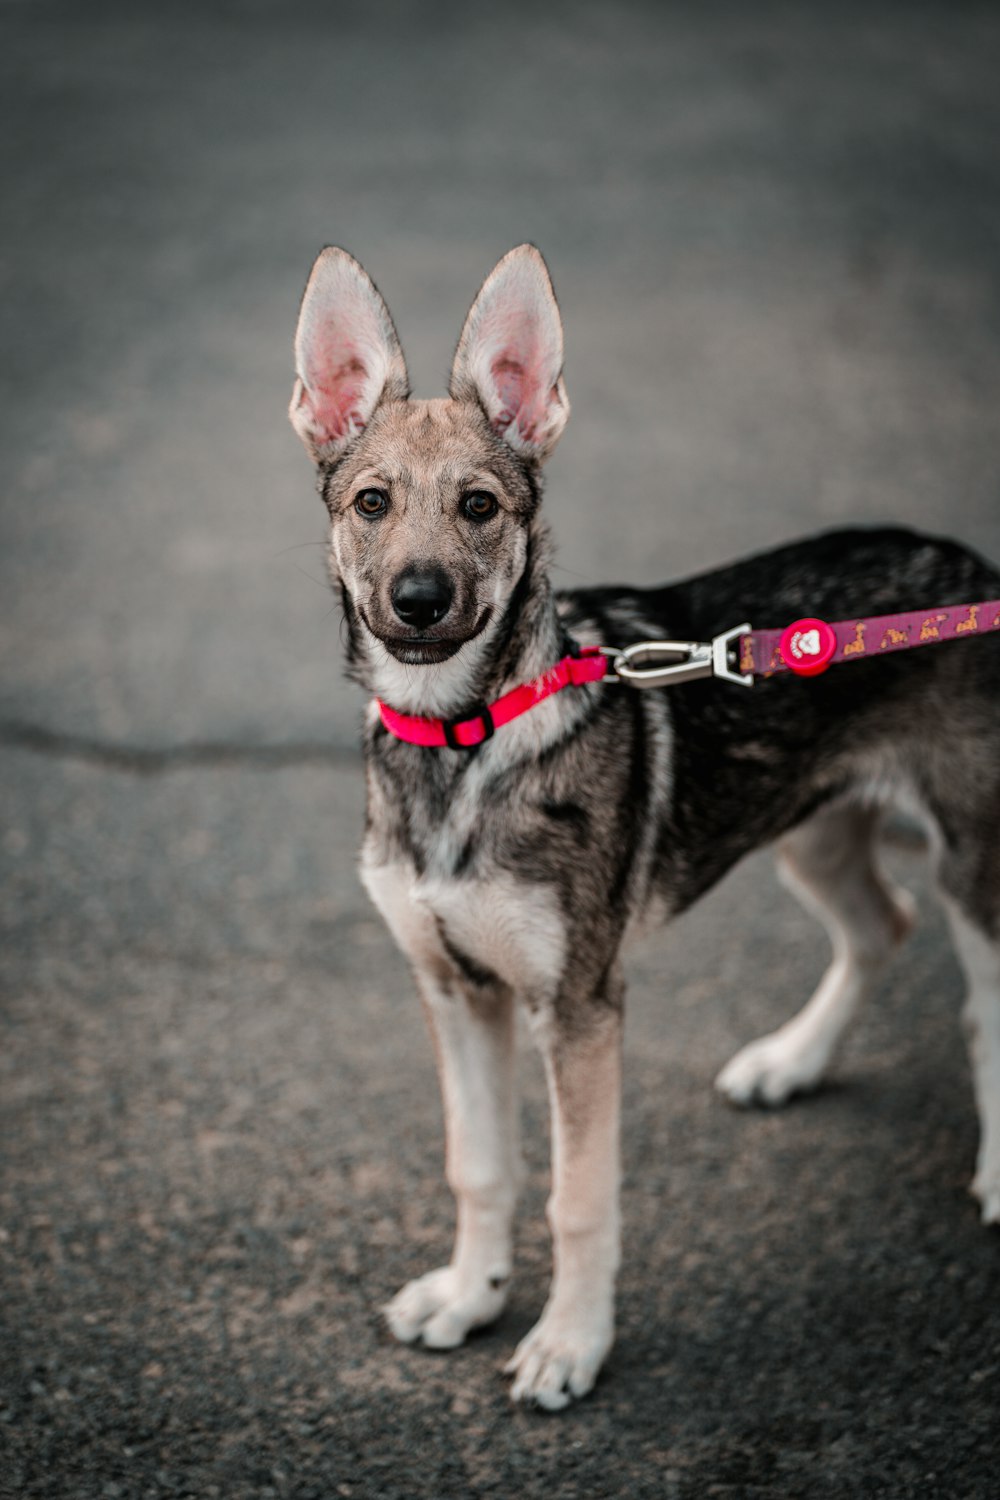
left=560, top=525, right=1000, bottom=914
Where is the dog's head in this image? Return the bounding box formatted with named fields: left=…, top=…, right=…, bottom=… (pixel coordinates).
left=289, top=245, right=569, bottom=709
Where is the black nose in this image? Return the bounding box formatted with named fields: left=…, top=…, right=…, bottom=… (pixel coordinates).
left=391, top=567, right=454, bottom=630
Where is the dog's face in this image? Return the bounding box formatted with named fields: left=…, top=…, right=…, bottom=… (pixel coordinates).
left=320, top=397, right=538, bottom=667
left=289, top=246, right=569, bottom=697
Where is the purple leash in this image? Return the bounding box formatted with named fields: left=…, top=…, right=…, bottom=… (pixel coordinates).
left=608, top=599, right=1000, bottom=691
left=745, top=599, right=1000, bottom=679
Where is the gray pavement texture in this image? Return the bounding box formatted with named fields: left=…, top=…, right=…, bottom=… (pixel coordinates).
left=1, top=1, right=999, bottom=1496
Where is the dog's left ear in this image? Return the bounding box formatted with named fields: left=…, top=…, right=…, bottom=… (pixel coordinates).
left=449, top=244, right=569, bottom=463
left=289, top=247, right=409, bottom=464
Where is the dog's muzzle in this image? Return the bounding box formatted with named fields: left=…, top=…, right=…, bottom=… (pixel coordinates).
left=365, top=604, right=494, bottom=665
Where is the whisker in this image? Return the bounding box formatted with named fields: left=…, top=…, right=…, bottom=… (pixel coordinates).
left=276, top=540, right=328, bottom=557
left=291, top=560, right=331, bottom=591
left=551, top=562, right=601, bottom=583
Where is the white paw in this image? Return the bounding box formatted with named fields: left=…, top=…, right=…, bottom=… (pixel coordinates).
left=384, top=1265, right=509, bottom=1349
left=715, top=1032, right=827, bottom=1107
left=504, top=1302, right=613, bottom=1410
left=972, top=1167, right=1000, bottom=1227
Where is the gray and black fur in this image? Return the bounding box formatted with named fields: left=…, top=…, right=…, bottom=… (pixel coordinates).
left=364, top=521, right=1000, bottom=992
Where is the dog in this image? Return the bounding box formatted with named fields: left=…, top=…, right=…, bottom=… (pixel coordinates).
left=288, top=243, right=1000, bottom=1409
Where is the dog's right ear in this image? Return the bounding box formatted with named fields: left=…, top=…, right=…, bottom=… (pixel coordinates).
left=289, top=248, right=409, bottom=464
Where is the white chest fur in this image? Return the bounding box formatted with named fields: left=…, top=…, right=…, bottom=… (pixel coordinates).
left=361, top=852, right=567, bottom=1003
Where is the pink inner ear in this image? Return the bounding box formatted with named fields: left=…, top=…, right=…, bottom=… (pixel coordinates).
left=491, top=351, right=545, bottom=438
left=306, top=343, right=371, bottom=441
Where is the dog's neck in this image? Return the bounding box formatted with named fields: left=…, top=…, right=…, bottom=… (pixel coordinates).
left=346, top=519, right=567, bottom=720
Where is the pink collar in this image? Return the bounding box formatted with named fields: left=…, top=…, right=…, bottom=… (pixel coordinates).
left=377, top=646, right=610, bottom=749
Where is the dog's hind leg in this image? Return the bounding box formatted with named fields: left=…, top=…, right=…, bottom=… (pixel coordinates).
left=943, top=909, right=1000, bottom=1225
left=938, top=833, right=1000, bottom=1225
left=506, top=986, right=622, bottom=1410
left=716, top=802, right=915, bottom=1107
left=383, top=972, right=522, bottom=1347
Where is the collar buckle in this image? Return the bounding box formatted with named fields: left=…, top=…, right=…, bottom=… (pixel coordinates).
left=443, top=702, right=495, bottom=750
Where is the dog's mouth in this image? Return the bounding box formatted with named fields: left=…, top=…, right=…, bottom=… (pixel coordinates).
left=365, top=608, right=493, bottom=666
left=381, top=637, right=464, bottom=665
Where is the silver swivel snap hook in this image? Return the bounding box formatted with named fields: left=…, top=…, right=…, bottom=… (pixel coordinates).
left=613, top=623, right=753, bottom=689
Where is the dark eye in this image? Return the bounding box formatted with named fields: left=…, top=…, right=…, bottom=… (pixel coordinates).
left=355, top=488, right=389, bottom=518
left=461, top=491, right=498, bottom=521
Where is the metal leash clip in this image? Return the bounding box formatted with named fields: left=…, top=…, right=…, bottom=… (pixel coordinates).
left=613, top=622, right=753, bottom=689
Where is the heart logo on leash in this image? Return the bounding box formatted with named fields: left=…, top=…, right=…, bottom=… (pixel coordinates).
left=779, top=617, right=837, bottom=676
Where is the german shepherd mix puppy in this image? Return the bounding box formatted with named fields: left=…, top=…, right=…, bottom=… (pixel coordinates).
left=289, top=245, right=1000, bottom=1409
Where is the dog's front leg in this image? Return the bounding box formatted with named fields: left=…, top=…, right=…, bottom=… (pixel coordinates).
left=507, top=989, right=623, bottom=1410
left=384, top=971, right=522, bottom=1348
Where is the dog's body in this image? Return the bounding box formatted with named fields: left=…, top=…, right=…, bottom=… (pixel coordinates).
left=289, top=245, right=1000, bottom=1409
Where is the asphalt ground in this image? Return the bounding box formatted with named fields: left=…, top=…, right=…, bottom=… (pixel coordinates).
left=1, top=3, right=999, bottom=1497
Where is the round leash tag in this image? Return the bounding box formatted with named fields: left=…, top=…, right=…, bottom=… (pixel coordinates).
left=779, top=617, right=837, bottom=676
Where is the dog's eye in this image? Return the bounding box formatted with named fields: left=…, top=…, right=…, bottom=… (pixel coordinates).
left=355, top=488, right=389, bottom=518
left=461, top=491, right=498, bottom=521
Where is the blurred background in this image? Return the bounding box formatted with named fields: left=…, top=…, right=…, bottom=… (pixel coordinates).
left=3, top=0, right=999, bottom=752
left=2, top=4, right=999, bottom=1497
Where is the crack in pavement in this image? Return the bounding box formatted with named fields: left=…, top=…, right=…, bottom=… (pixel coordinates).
left=0, top=720, right=359, bottom=774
